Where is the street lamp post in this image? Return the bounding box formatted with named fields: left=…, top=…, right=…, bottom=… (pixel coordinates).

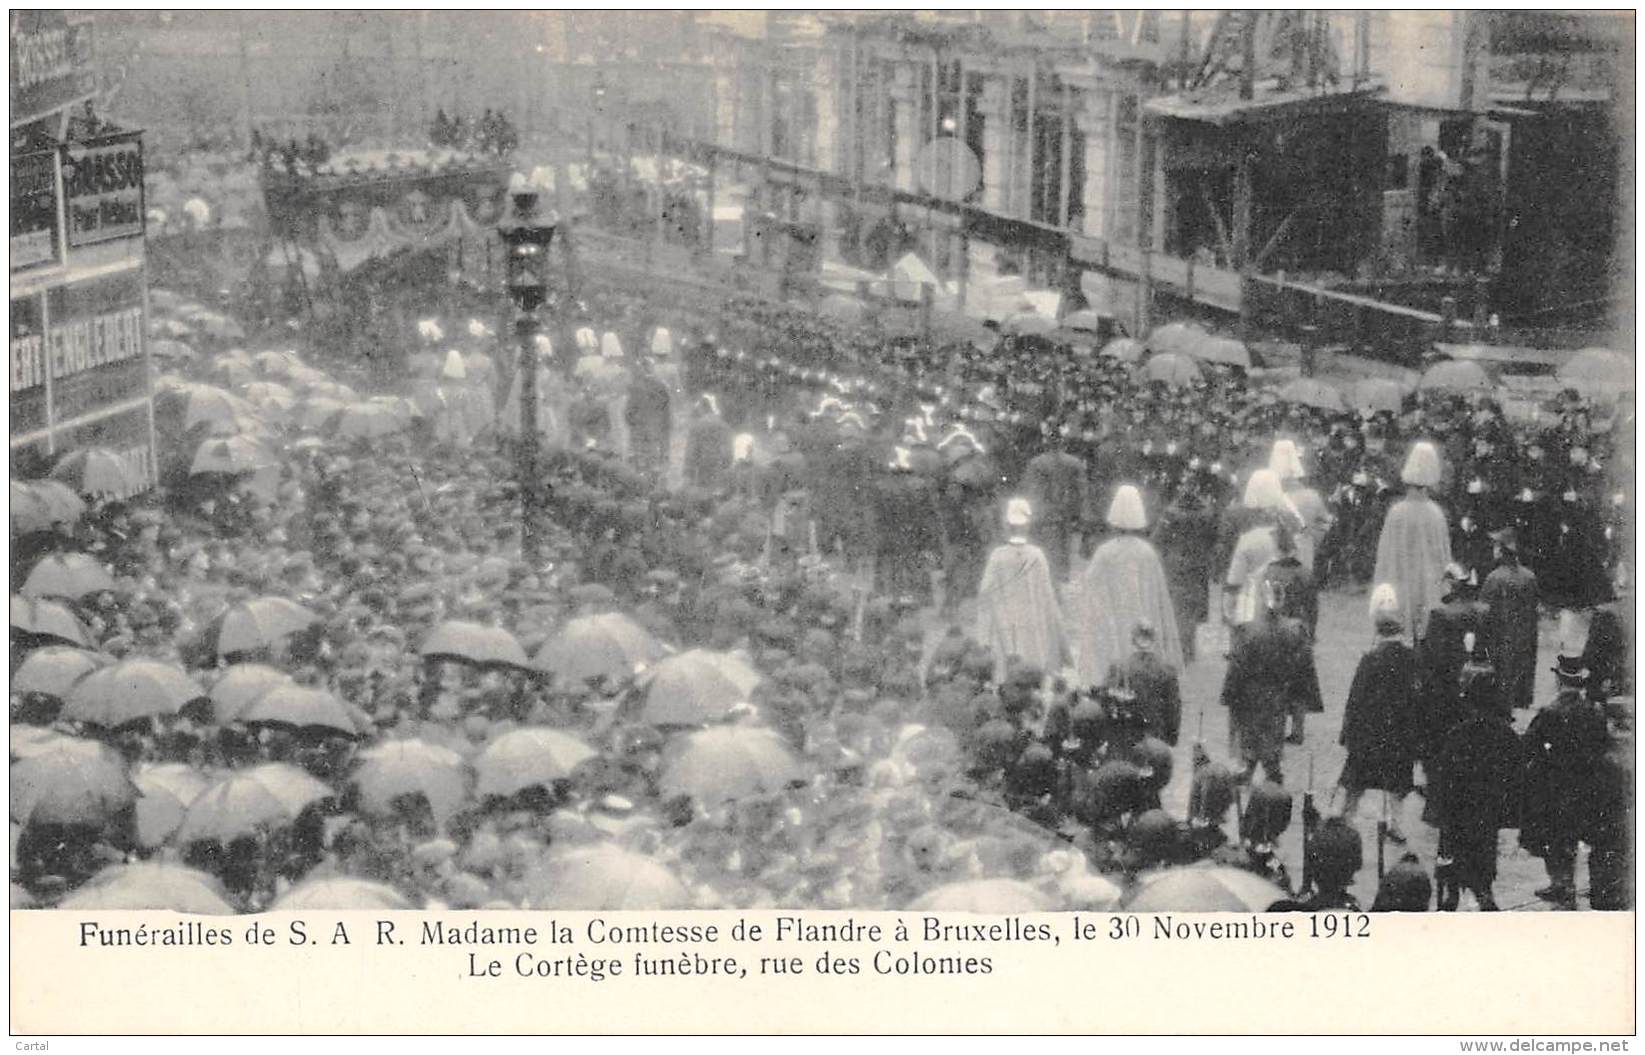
left=498, top=173, right=557, bottom=563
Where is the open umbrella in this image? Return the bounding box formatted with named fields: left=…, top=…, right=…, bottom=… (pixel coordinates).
left=191, top=313, right=245, bottom=340
left=638, top=651, right=751, bottom=725
left=11, top=481, right=84, bottom=534
left=1139, top=352, right=1202, bottom=388
left=1558, top=347, right=1633, bottom=402
left=10, top=736, right=136, bottom=827
left=354, top=739, right=470, bottom=825
left=304, top=379, right=359, bottom=403
left=58, top=863, right=234, bottom=913
left=10, top=595, right=91, bottom=647
left=191, top=435, right=276, bottom=476
left=420, top=620, right=531, bottom=670
left=149, top=317, right=195, bottom=339
left=1061, top=308, right=1105, bottom=334
left=21, top=553, right=116, bottom=601
left=271, top=877, right=413, bottom=910
left=1121, top=864, right=1289, bottom=911
left=1350, top=377, right=1408, bottom=415
left=10, top=724, right=72, bottom=760
left=50, top=447, right=146, bottom=499
left=1193, top=335, right=1252, bottom=369
left=209, top=663, right=294, bottom=721
left=212, top=358, right=257, bottom=388
left=240, top=380, right=295, bottom=405
left=818, top=294, right=867, bottom=325
left=237, top=684, right=364, bottom=735
left=535, top=613, right=666, bottom=685
left=1275, top=377, right=1346, bottom=412
left=201, top=597, right=317, bottom=659
left=133, top=763, right=213, bottom=847
left=520, top=844, right=689, bottom=910
left=169, top=385, right=261, bottom=434
left=253, top=350, right=305, bottom=377
left=911, top=878, right=1054, bottom=912
left=681, top=649, right=763, bottom=696
left=63, top=658, right=205, bottom=726
left=333, top=403, right=407, bottom=440
left=297, top=397, right=349, bottom=431
left=1099, top=337, right=1146, bottom=363
left=474, top=728, right=597, bottom=798
left=174, top=763, right=334, bottom=845
left=1002, top=311, right=1057, bottom=337
left=1419, top=359, right=1493, bottom=394
left=1559, top=347, right=1630, bottom=383
left=31, top=480, right=87, bottom=521
left=658, top=726, right=801, bottom=805
left=148, top=337, right=196, bottom=361
left=1147, top=320, right=1208, bottom=356
left=367, top=395, right=420, bottom=422
left=12, top=646, right=108, bottom=700
left=9, top=484, right=54, bottom=536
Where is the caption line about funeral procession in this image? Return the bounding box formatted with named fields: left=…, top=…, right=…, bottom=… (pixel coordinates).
left=72, top=913, right=1373, bottom=982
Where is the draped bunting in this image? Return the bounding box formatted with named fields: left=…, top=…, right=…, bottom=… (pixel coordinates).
left=315, top=199, right=493, bottom=274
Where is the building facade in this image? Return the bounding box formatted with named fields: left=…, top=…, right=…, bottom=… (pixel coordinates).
left=11, top=10, right=156, bottom=488
left=698, top=10, right=1629, bottom=348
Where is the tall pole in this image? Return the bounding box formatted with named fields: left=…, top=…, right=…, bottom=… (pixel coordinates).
left=500, top=187, right=554, bottom=563
left=516, top=308, right=542, bottom=561
left=1023, top=62, right=1037, bottom=222
left=1058, top=81, right=1073, bottom=230
left=236, top=13, right=254, bottom=152
left=928, top=48, right=940, bottom=265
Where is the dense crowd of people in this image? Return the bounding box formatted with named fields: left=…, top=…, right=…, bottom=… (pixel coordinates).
left=9, top=201, right=1635, bottom=916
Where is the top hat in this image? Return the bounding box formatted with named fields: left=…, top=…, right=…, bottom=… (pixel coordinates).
left=1552, top=652, right=1591, bottom=682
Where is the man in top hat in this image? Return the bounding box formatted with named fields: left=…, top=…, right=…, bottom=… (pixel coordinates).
left=1021, top=432, right=1089, bottom=584
left=1074, top=484, right=1183, bottom=688
left=624, top=353, right=673, bottom=482
left=1150, top=458, right=1221, bottom=662
left=938, top=426, right=1001, bottom=617
left=1102, top=621, right=1182, bottom=746
left=813, top=409, right=882, bottom=581
left=1430, top=634, right=1520, bottom=911
left=1417, top=562, right=1487, bottom=741
left=974, top=498, right=1067, bottom=682
left=1480, top=526, right=1539, bottom=712
left=646, top=327, right=688, bottom=485
left=873, top=444, right=946, bottom=606
left=683, top=393, right=733, bottom=493
left=1519, top=651, right=1610, bottom=908
left=1336, top=583, right=1421, bottom=841
left=1372, top=440, right=1452, bottom=641
left=1219, top=575, right=1317, bottom=785
left=1255, top=525, right=1323, bottom=743
left=1451, top=488, right=1495, bottom=586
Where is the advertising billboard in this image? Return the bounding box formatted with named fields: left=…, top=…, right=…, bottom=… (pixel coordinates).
left=10, top=148, right=61, bottom=270
left=62, top=132, right=145, bottom=247
left=10, top=11, right=97, bottom=127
